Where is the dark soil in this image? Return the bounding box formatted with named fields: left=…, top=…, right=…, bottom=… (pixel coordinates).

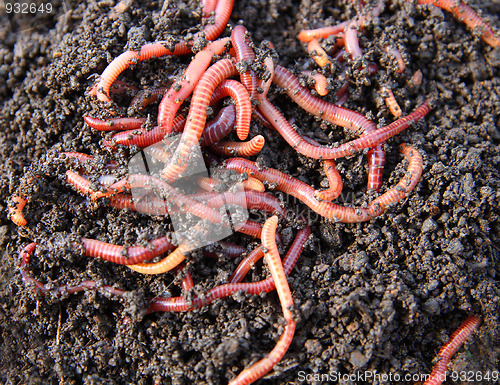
left=1, top=0, right=499, bottom=384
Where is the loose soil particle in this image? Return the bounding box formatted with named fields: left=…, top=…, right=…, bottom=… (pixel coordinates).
left=1, top=0, right=499, bottom=384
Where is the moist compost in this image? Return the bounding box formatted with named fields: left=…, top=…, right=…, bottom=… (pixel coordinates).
left=1, top=0, right=499, bottom=384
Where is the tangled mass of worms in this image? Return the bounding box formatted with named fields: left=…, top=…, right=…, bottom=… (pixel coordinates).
left=9, top=0, right=496, bottom=383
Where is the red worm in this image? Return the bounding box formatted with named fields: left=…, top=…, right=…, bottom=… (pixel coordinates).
left=231, top=25, right=258, bottom=100
left=302, top=71, right=329, bottom=96
left=127, top=239, right=193, bottom=275
left=174, top=263, right=194, bottom=291
left=195, top=176, right=265, bottom=194
left=149, top=223, right=310, bottom=313
left=161, top=59, right=239, bottom=181
left=315, top=160, right=343, bottom=201
left=83, top=116, right=147, bottom=131
left=381, top=86, right=402, bottom=117
left=242, top=177, right=265, bottom=192
left=366, top=147, right=386, bottom=192
left=257, top=94, right=430, bottom=160
left=80, top=236, right=176, bottom=265
left=223, top=145, right=422, bottom=222
left=298, top=21, right=349, bottom=42
left=202, top=105, right=237, bottom=146
left=273, top=65, right=376, bottom=135
left=107, top=193, right=172, bottom=216
left=93, top=0, right=233, bottom=102
left=157, top=37, right=232, bottom=135
left=92, top=174, right=225, bottom=223
left=308, top=39, right=333, bottom=69
left=66, top=170, right=96, bottom=196
left=206, top=79, right=252, bottom=141
left=204, top=190, right=287, bottom=217
left=105, top=115, right=185, bottom=148
left=423, top=316, right=481, bottom=385
left=385, top=46, right=405, bottom=74
left=418, top=0, right=500, bottom=47
left=228, top=246, right=265, bottom=283
left=210, top=135, right=265, bottom=157
left=9, top=196, right=27, bottom=226
left=229, top=216, right=296, bottom=385
left=19, top=242, right=127, bottom=297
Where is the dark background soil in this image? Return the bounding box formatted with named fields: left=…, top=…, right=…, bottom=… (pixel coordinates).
left=1, top=0, right=499, bottom=384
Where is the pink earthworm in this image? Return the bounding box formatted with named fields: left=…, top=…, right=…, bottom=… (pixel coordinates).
left=307, top=39, right=334, bottom=69
left=298, top=21, right=349, bottom=42
left=242, top=177, right=265, bottom=192
left=160, top=59, right=239, bottom=181
left=91, top=174, right=225, bottom=223
left=19, top=242, right=127, bottom=297
left=205, top=79, right=252, bottom=141
left=80, top=236, right=176, bottom=265
left=418, top=0, right=500, bottom=47
left=385, top=46, right=405, bottom=74
left=83, top=116, right=148, bottom=131
left=315, top=160, right=343, bottom=201
left=93, top=0, right=233, bottom=102
left=257, top=93, right=430, bottom=160
left=381, top=86, right=402, bottom=117
left=223, top=145, right=423, bottom=222
left=104, top=115, right=186, bottom=148
left=272, top=66, right=385, bottom=191
left=8, top=196, right=27, bottom=226
left=148, top=223, right=310, bottom=312
left=157, top=37, right=232, bottom=135
left=127, top=241, right=192, bottom=275
left=210, top=135, right=265, bottom=157
left=229, top=216, right=296, bottom=385
left=202, top=0, right=218, bottom=17
left=204, top=190, right=287, bottom=217
left=107, top=193, right=174, bottom=216
left=423, top=316, right=481, bottom=385
left=231, top=25, right=258, bottom=100
left=302, top=71, right=329, bottom=96
left=201, top=105, right=237, bottom=146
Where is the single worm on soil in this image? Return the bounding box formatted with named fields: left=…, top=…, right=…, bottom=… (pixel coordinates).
left=257, top=94, right=430, bottom=160
left=83, top=116, right=147, bottom=131
left=381, top=86, right=403, bottom=117
left=308, top=39, right=333, bottom=69
left=8, top=196, right=28, bottom=226
left=314, top=160, right=343, bottom=201
left=81, top=236, right=176, bottom=265
left=298, top=22, right=349, bottom=42
left=418, top=0, right=500, bottom=47
left=302, top=71, right=329, bottom=96
left=423, top=316, right=481, bottom=385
